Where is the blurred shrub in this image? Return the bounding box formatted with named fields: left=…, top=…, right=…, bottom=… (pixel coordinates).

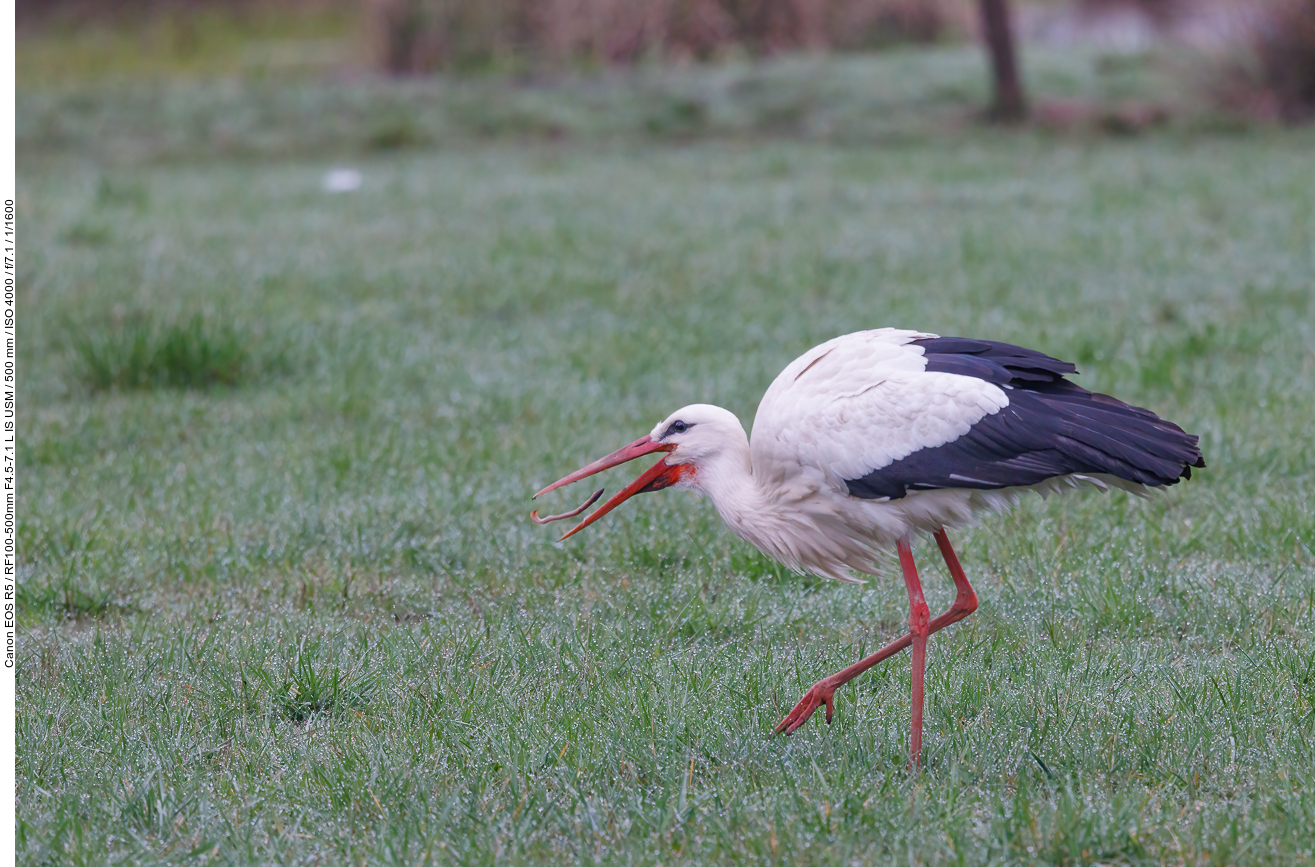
left=18, top=0, right=361, bottom=85
left=1211, top=0, right=1315, bottom=123
left=366, top=0, right=962, bottom=74
left=1075, top=0, right=1184, bottom=24
left=1250, top=0, right=1315, bottom=122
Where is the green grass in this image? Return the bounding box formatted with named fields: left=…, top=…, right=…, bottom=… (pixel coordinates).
left=17, top=47, right=1315, bottom=865
left=18, top=44, right=1216, bottom=165
left=66, top=312, right=279, bottom=392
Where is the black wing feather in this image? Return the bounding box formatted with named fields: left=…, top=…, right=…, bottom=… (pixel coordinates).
left=843, top=337, right=1205, bottom=501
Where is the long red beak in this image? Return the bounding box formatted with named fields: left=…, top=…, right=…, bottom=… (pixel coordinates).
left=533, top=435, right=688, bottom=541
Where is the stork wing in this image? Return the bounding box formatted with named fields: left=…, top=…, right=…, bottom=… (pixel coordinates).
left=751, top=330, right=1203, bottom=500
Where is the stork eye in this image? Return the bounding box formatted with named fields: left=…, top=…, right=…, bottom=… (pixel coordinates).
left=665, top=420, right=691, bottom=438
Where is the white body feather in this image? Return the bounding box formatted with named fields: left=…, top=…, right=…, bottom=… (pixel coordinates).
left=655, top=329, right=1134, bottom=583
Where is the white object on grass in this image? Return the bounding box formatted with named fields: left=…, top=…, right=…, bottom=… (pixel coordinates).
left=322, top=169, right=362, bottom=193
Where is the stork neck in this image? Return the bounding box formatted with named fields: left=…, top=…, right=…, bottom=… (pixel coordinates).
left=688, top=431, right=768, bottom=528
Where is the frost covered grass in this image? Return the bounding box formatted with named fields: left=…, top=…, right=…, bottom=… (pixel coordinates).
left=17, top=60, right=1315, bottom=863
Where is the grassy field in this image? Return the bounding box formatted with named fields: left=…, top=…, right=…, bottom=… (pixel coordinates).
left=17, top=45, right=1315, bottom=865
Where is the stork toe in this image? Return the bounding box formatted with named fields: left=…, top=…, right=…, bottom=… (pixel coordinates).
left=775, top=680, right=836, bottom=734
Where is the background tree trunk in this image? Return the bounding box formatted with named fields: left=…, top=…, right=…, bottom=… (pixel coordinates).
left=978, top=0, right=1027, bottom=121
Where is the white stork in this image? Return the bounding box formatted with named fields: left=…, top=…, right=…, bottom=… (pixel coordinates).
left=532, top=328, right=1204, bottom=766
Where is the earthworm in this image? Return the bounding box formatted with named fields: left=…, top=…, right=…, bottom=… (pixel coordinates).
left=531, top=488, right=604, bottom=524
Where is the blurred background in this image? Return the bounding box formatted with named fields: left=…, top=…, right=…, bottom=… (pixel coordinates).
left=16, top=0, right=1315, bottom=145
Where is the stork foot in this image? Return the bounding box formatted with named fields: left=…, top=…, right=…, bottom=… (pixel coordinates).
left=774, top=677, right=837, bottom=734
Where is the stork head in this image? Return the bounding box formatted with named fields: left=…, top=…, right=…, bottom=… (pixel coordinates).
left=532, top=404, right=746, bottom=540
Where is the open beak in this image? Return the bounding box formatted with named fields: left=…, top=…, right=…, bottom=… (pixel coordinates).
left=532, top=435, right=687, bottom=541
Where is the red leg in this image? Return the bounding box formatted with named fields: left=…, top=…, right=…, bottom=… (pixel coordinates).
left=900, top=538, right=931, bottom=768
left=774, top=529, right=979, bottom=747
left=933, top=528, right=978, bottom=620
